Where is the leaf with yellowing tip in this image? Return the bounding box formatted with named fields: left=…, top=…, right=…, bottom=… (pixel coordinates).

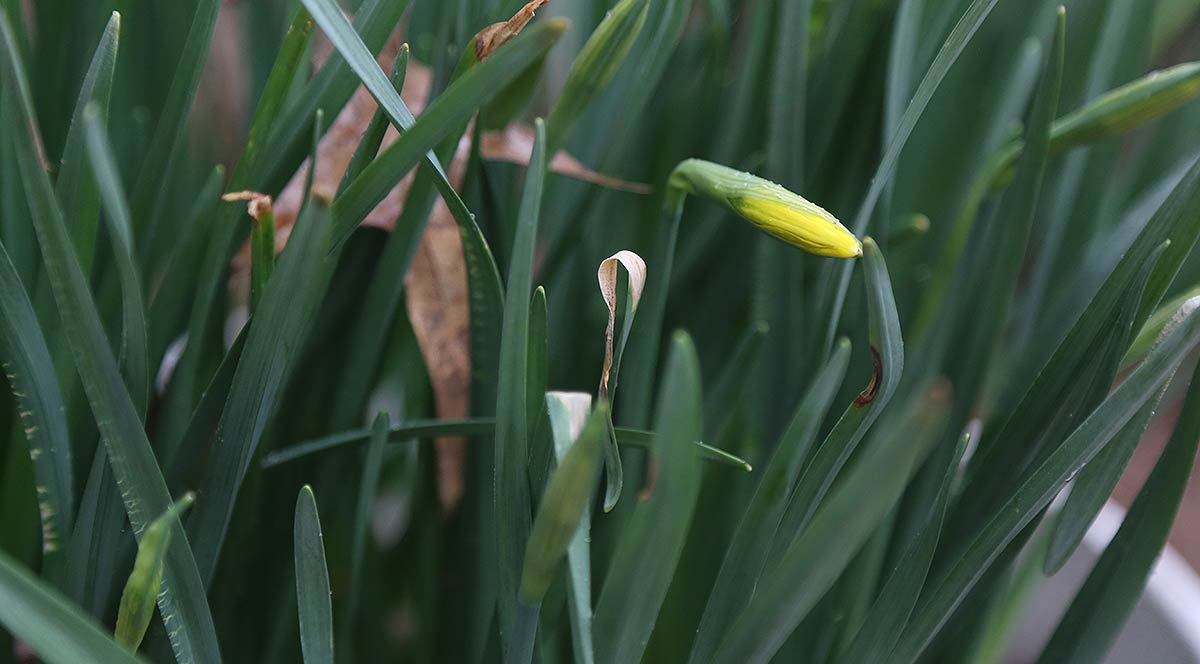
left=115, top=493, right=195, bottom=651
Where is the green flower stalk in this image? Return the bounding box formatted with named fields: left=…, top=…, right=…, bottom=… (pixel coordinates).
left=668, top=159, right=862, bottom=258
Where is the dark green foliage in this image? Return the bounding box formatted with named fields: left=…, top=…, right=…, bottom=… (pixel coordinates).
left=2, top=2, right=1200, bottom=663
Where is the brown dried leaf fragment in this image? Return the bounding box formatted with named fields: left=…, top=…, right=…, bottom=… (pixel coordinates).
left=596, top=251, right=647, bottom=399
left=853, top=347, right=883, bottom=407
left=480, top=124, right=652, bottom=194
left=405, top=200, right=471, bottom=513
left=221, top=190, right=273, bottom=223
left=474, top=0, right=550, bottom=62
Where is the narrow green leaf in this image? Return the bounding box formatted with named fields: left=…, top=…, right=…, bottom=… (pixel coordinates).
left=837, top=434, right=968, bottom=664
left=1123, top=283, right=1200, bottom=366
left=115, top=493, right=195, bottom=651
left=129, top=0, right=220, bottom=256
left=1037, top=343, right=1200, bottom=664
left=1042, top=398, right=1155, bottom=576
left=689, top=337, right=851, bottom=664
left=0, top=240, right=73, bottom=565
left=262, top=419, right=749, bottom=470
left=338, top=412, right=389, bottom=662
left=817, top=0, right=1004, bottom=357
left=186, top=194, right=338, bottom=584
left=926, top=62, right=1200, bottom=331
left=891, top=304, right=1200, bottom=663
left=33, top=10, right=119, bottom=501
left=64, top=444, right=124, bottom=614
left=259, top=0, right=408, bottom=188
left=249, top=205, right=275, bottom=316
left=767, top=0, right=811, bottom=187
left=543, top=392, right=597, bottom=664
left=769, top=237, right=904, bottom=560
left=710, top=384, right=951, bottom=664
left=301, top=0, right=492, bottom=269
left=961, top=141, right=1200, bottom=530
left=0, top=549, right=142, bottom=664
left=1044, top=297, right=1193, bottom=573
left=0, top=14, right=221, bottom=662
left=520, top=401, right=607, bottom=604
left=593, top=331, right=704, bottom=664
left=219, top=192, right=279, bottom=316
left=884, top=0, right=923, bottom=145
left=164, top=327, right=247, bottom=491
left=53, top=10, right=118, bottom=280
left=544, top=0, right=649, bottom=154
left=337, top=44, right=410, bottom=196
left=146, top=165, right=224, bottom=365
left=266, top=419, right=495, bottom=467
left=318, top=22, right=564, bottom=435
left=159, top=6, right=312, bottom=436
left=569, top=0, right=693, bottom=168
left=83, top=105, right=150, bottom=415
left=295, top=486, right=334, bottom=664
left=935, top=5, right=1063, bottom=454
left=494, top=118, right=547, bottom=661
left=703, top=321, right=770, bottom=428
left=1048, top=60, right=1200, bottom=154
left=526, top=287, right=553, bottom=498
left=237, top=6, right=316, bottom=198
left=328, top=18, right=566, bottom=247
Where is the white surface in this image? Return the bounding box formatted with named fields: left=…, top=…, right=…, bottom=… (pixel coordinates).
left=1008, top=501, right=1200, bottom=664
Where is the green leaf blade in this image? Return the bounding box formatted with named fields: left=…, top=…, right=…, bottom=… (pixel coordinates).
left=1036, top=337, right=1200, bottom=664
left=295, top=486, right=334, bottom=664
left=493, top=118, right=548, bottom=661
left=593, top=331, right=704, bottom=664
left=0, top=14, right=221, bottom=662
left=689, top=337, right=851, bottom=664
left=0, top=241, right=73, bottom=565
left=0, top=550, right=143, bottom=664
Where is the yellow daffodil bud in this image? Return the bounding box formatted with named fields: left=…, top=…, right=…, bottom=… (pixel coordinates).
left=669, top=159, right=862, bottom=258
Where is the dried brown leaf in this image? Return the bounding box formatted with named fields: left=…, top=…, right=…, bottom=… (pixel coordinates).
left=221, top=190, right=273, bottom=222
left=480, top=124, right=652, bottom=194
left=405, top=197, right=472, bottom=512
left=597, top=251, right=646, bottom=399
left=474, top=0, right=550, bottom=62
